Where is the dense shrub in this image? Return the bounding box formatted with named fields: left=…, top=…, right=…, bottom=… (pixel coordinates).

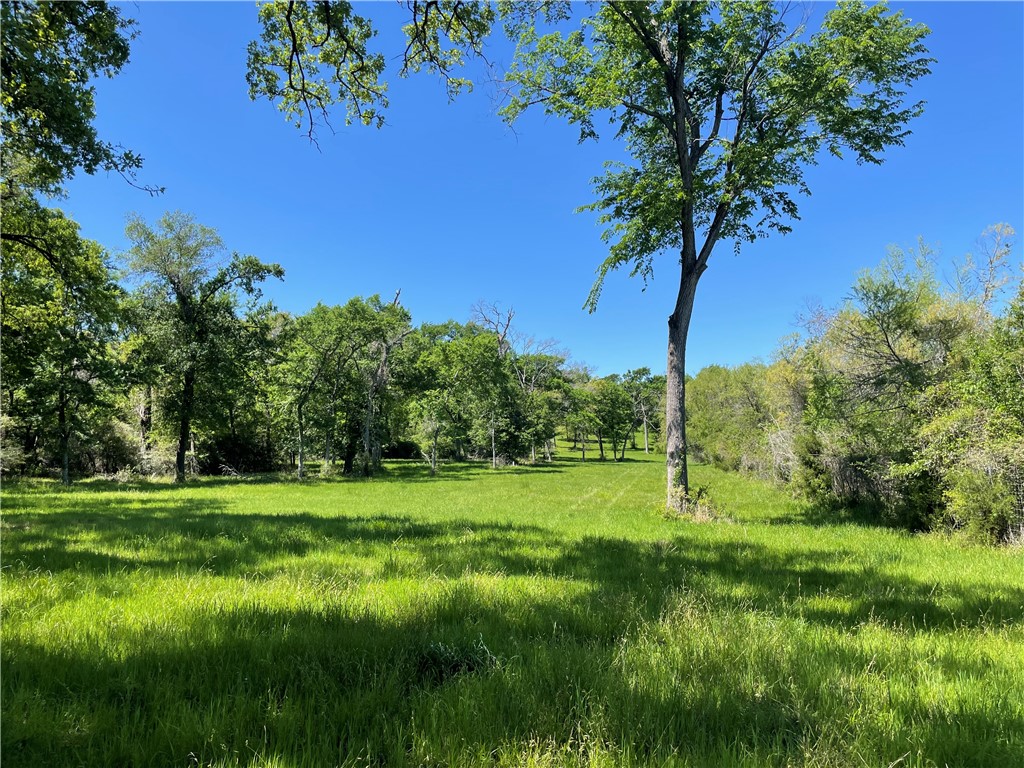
left=687, top=229, right=1022, bottom=543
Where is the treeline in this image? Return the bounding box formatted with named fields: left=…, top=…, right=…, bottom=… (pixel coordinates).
left=1, top=211, right=666, bottom=484
left=685, top=228, right=1023, bottom=543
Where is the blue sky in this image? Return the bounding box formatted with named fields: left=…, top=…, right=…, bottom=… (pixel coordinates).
left=60, top=1, right=1024, bottom=377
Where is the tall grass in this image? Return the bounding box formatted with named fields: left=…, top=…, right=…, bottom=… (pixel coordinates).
left=2, top=452, right=1022, bottom=766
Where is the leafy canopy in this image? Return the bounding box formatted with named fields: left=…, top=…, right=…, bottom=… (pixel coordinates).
left=0, top=1, right=146, bottom=193
left=497, top=1, right=932, bottom=308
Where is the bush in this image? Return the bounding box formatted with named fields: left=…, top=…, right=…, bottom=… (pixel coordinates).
left=664, top=485, right=728, bottom=523
left=942, top=468, right=1017, bottom=544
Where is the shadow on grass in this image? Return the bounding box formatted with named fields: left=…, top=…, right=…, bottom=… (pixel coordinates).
left=3, top=565, right=1019, bottom=768
left=3, top=496, right=1021, bottom=633
left=3, top=470, right=1021, bottom=766
left=0, top=459, right=569, bottom=496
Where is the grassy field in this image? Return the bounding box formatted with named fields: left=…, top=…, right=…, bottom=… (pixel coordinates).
left=2, top=450, right=1022, bottom=767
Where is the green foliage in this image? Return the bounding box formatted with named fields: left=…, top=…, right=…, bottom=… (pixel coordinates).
left=0, top=202, right=122, bottom=483
left=0, top=0, right=144, bottom=193
left=496, top=1, right=932, bottom=308
left=942, top=468, right=1019, bottom=545
left=246, top=1, right=496, bottom=138
left=125, top=211, right=283, bottom=482
left=247, top=2, right=387, bottom=137
left=592, top=376, right=632, bottom=460
left=685, top=226, right=1022, bottom=543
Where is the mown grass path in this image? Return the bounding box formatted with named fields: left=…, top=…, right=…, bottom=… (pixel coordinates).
left=2, top=453, right=1022, bottom=766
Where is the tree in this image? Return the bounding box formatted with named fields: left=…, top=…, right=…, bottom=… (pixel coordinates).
left=623, top=367, right=664, bottom=453
left=593, top=376, right=633, bottom=461
left=1, top=206, right=121, bottom=483
left=564, top=382, right=598, bottom=463
left=498, top=1, right=931, bottom=506
left=248, top=2, right=931, bottom=509
left=125, top=212, right=283, bottom=482
left=406, top=322, right=489, bottom=473
left=354, top=294, right=413, bottom=474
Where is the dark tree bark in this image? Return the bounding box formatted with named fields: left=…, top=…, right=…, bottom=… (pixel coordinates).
left=140, top=385, right=153, bottom=457
left=665, top=261, right=701, bottom=503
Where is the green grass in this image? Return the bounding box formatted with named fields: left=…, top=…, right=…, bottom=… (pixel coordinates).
left=2, top=451, right=1022, bottom=767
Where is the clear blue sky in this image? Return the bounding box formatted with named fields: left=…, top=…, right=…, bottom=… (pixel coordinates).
left=60, top=1, right=1024, bottom=377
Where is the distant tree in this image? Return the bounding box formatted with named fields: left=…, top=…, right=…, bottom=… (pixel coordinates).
left=407, top=322, right=490, bottom=472
left=280, top=302, right=361, bottom=479
left=592, top=376, right=633, bottom=461
left=125, top=212, right=283, bottom=482
left=1, top=207, right=120, bottom=483
left=564, top=382, right=598, bottom=463
left=623, top=368, right=664, bottom=454
left=354, top=294, right=413, bottom=474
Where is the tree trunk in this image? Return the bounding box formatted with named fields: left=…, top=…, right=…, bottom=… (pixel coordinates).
left=666, top=262, right=700, bottom=507
left=175, top=367, right=195, bottom=483
left=430, top=430, right=439, bottom=476
left=598, top=429, right=605, bottom=460
left=140, top=385, right=153, bottom=459
left=265, top=400, right=274, bottom=464
left=363, top=389, right=373, bottom=469
left=490, top=423, right=496, bottom=469
left=58, top=385, right=70, bottom=486
left=643, top=415, right=649, bottom=454
left=296, top=401, right=306, bottom=480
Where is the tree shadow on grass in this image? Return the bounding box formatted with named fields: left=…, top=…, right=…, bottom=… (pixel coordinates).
left=3, top=496, right=1021, bottom=633
left=0, top=460, right=569, bottom=497
left=3, top=569, right=1020, bottom=768
left=3, top=474, right=1021, bottom=766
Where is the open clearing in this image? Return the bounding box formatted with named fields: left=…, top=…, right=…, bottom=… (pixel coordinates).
left=2, top=452, right=1022, bottom=767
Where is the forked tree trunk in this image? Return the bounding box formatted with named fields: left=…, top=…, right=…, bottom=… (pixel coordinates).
left=666, top=262, right=700, bottom=507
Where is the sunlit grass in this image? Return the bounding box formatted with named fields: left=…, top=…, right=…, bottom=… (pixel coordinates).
left=2, top=450, right=1022, bottom=766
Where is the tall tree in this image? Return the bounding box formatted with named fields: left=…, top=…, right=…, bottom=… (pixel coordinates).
left=125, top=212, right=283, bottom=482
left=248, top=1, right=931, bottom=508
left=500, top=0, right=931, bottom=506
